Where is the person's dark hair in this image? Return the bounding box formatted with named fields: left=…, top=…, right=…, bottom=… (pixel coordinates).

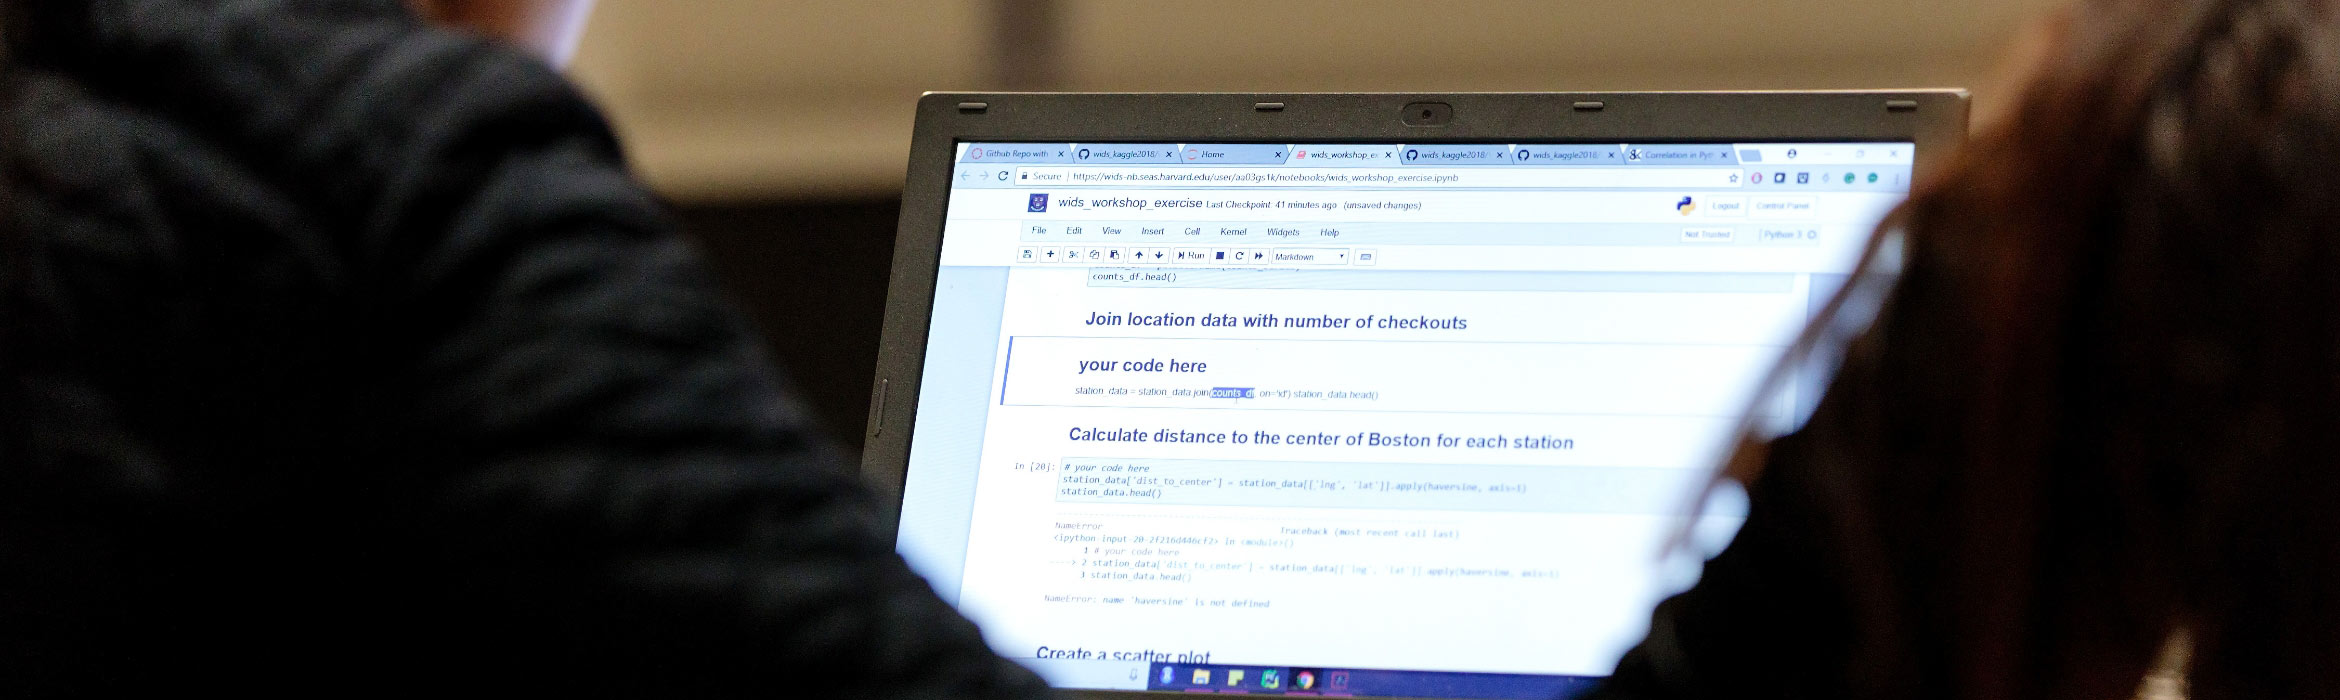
left=1734, top=0, right=2340, bottom=698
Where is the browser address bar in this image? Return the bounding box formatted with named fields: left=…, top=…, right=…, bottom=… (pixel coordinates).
left=1013, top=166, right=1742, bottom=189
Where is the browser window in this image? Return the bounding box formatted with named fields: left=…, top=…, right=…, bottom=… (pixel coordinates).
left=902, top=141, right=1913, bottom=697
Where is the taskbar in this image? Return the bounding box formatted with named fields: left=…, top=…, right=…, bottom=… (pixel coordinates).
left=1142, top=662, right=1599, bottom=698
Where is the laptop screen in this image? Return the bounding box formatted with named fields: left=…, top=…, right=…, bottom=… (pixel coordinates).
left=897, top=141, right=1913, bottom=697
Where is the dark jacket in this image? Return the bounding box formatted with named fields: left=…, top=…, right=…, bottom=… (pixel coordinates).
left=0, top=1, right=1048, bottom=696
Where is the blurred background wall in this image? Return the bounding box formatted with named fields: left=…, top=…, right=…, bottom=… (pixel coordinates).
left=561, top=0, right=2066, bottom=452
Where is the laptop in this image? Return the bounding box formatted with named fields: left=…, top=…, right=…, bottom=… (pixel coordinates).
left=863, top=92, right=1967, bottom=699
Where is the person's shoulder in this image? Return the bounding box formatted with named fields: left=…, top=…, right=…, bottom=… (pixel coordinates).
left=1, top=71, right=162, bottom=215
left=17, top=0, right=620, bottom=226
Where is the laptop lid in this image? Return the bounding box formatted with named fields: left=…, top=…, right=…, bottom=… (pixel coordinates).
left=866, top=92, right=1968, bottom=699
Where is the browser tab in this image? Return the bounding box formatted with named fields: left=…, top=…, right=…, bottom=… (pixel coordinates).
left=1179, top=143, right=1289, bottom=164
left=1733, top=143, right=1912, bottom=165
left=962, top=142, right=1074, bottom=163
left=1622, top=144, right=1738, bottom=166
left=1512, top=145, right=1626, bottom=165
left=1290, top=144, right=1400, bottom=165
left=1073, top=144, right=1180, bottom=164
left=1400, top=144, right=1510, bottom=164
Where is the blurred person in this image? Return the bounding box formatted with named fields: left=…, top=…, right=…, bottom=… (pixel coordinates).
left=0, top=0, right=1049, bottom=696
left=1591, top=0, right=2340, bottom=699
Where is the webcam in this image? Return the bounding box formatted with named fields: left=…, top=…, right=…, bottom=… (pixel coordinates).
left=1401, top=102, right=1453, bottom=127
